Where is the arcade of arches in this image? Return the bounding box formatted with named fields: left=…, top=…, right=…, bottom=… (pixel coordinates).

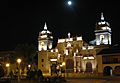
left=103, top=66, right=120, bottom=76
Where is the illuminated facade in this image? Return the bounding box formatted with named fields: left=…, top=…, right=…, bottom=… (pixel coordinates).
left=56, top=33, right=97, bottom=73
left=38, top=25, right=97, bottom=76
left=37, top=13, right=115, bottom=77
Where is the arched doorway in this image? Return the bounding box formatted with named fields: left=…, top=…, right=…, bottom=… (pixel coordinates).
left=103, top=66, right=112, bottom=76
left=86, top=62, right=92, bottom=73
left=66, top=59, right=74, bottom=73
left=51, top=61, right=57, bottom=75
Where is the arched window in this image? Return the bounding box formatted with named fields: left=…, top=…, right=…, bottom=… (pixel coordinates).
left=66, top=59, right=74, bottom=73
left=86, top=62, right=92, bottom=73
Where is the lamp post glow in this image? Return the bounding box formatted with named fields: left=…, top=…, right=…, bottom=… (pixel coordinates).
left=6, top=63, right=10, bottom=67
left=6, top=63, right=10, bottom=76
left=17, top=58, right=21, bottom=82
left=28, top=64, right=31, bottom=68
left=28, top=64, right=31, bottom=70
left=17, top=59, right=21, bottom=64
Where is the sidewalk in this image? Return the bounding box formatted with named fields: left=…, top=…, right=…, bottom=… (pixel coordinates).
left=11, top=79, right=38, bottom=83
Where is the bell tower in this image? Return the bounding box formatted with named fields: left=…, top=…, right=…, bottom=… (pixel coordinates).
left=38, top=22, right=53, bottom=51
left=38, top=22, right=53, bottom=74
left=95, top=13, right=112, bottom=45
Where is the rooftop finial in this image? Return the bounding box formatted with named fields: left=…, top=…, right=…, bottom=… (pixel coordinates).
left=44, top=22, right=47, bottom=30
left=68, top=32, right=70, bottom=39
left=101, top=12, right=104, bottom=21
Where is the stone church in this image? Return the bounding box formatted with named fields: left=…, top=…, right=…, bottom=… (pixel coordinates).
left=38, top=13, right=113, bottom=77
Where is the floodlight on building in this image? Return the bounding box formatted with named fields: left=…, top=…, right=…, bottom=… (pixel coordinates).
left=58, top=39, right=65, bottom=43
left=50, top=59, right=57, bottom=61
left=49, top=44, right=52, bottom=49
left=88, top=56, right=94, bottom=59
left=77, top=37, right=82, bottom=41
left=60, top=65, right=63, bottom=67
left=55, top=49, right=58, bottom=52
left=67, top=42, right=71, bottom=47
left=62, top=62, right=66, bottom=66
left=82, top=46, right=86, bottom=50
left=74, top=53, right=76, bottom=57
left=83, top=57, right=88, bottom=60
left=66, top=38, right=73, bottom=42
left=51, top=50, right=53, bottom=52
left=65, top=50, right=68, bottom=55
left=58, top=54, right=61, bottom=59
left=76, top=49, right=78, bottom=53
left=83, top=56, right=94, bottom=60
left=40, top=35, right=47, bottom=38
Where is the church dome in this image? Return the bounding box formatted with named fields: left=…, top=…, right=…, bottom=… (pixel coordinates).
left=96, top=13, right=111, bottom=31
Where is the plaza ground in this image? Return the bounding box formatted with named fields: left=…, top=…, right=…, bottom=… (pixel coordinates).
left=8, top=76, right=120, bottom=83
left=67, top=76, right=120, bottom=83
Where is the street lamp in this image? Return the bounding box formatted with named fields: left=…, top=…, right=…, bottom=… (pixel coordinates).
left=17, top=58, right=22, bottom=82
left=61, top=62, right=66, bottom=77
left=6, top=63, right=10, bottom=77
left=17, top=59, right=21, bottom=64
left=28, top=64, right=31, bottom=70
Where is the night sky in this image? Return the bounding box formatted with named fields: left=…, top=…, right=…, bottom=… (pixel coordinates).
left=0, top=0, right=120, bottom=51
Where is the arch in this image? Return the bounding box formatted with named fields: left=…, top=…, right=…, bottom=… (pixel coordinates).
left=114, top=66, right=120, bottom=70
left=66, top=59, right=74, bottom=73
left=51, top=63, right=57, bottom=75
left=103, top=66, right=112, bottom=76
left=86, top=62, right=92, bottom=73
left=113, top=66, right=120, bottom=76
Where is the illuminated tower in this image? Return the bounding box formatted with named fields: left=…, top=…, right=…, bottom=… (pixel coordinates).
left=38, top=22, right=53, bottom=51
left=95, top=13, right=112, bottom=45
left=38, top=22, right=53, bottom=74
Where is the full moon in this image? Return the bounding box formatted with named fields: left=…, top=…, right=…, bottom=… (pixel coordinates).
left=68, top=1, right=72, bottom=6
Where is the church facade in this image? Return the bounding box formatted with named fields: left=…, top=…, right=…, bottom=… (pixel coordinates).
left=38, top=13, right=112, bottom=77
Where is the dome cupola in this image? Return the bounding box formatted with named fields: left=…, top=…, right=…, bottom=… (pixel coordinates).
left=38, top=22, right=53, bottom=51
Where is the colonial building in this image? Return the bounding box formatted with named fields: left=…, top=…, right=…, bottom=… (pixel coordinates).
left=97, top=44, right=120, bottom=76
left=38, top=13, right=118, bottom=77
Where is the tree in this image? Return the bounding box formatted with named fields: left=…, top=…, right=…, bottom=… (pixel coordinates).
left=14, top=44, right=37, bottom=66
left=0, top=65, right=4, bottom=78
